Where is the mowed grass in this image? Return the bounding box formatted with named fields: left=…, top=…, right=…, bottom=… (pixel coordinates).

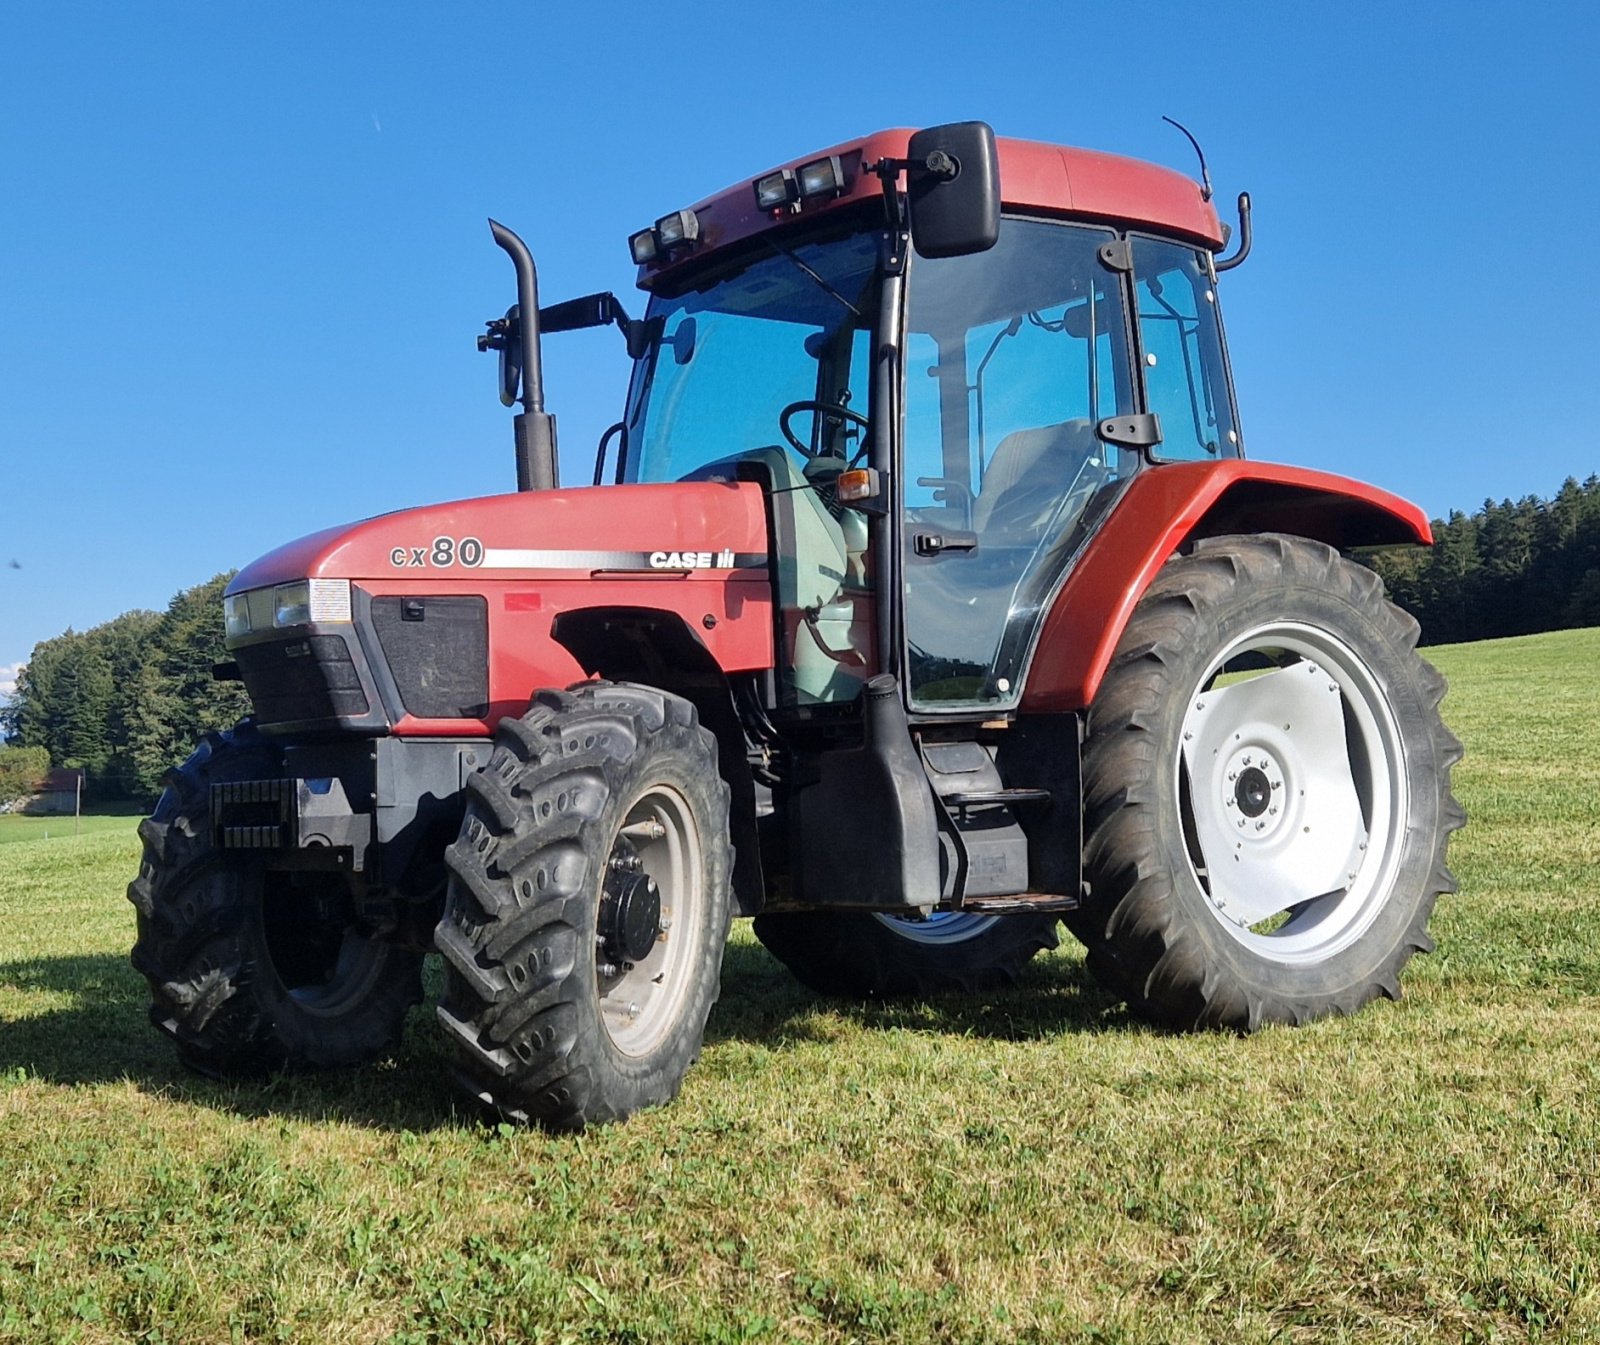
left=0, top=809, right=144, bottom=846
left=1, top=630, right=1597, bottom=1344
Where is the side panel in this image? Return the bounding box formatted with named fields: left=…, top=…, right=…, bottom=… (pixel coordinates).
left=1020, top=461, right=1432, bottom=713
left=367, top=573, right=773, bottom=736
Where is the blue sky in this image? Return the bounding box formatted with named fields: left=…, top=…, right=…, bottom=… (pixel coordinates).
left=3, top=1, right=1597, bottom=693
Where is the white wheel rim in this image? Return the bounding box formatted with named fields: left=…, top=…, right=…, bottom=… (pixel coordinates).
left=599, top=784, right=704, bottom=1056
left=1176, top=621, right=1407, bottom=964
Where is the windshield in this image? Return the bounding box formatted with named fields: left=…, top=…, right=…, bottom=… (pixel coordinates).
left=622, top=224, right=882, bottom=484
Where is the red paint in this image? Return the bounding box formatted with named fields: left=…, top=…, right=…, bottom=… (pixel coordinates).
left=231, top=481, right=768, bottom=589
left=227, top=483, right=775, bottom=733
left=639, top=130, right=1225, bottom=288
left=1020, top=461, right=1432, bottom=714
left=357, top=570, right=772, bottom=736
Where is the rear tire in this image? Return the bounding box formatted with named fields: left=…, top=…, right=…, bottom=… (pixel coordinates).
left=753, top=909, right=1059, bottom=998
left=436, top=683, right=733, bottom=1130
left=1075, top=534, right=1464, bottom=1030
left=128, top=724, right=424, bottom=1075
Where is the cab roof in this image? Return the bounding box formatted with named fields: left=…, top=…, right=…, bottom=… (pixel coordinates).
left=636, top=127, right=1225, bottom=288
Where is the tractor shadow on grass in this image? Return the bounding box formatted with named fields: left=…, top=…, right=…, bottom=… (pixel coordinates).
left=0, top=940, right=1130, bottom=1132
left=705, top=938, right=1130, bottom=1049
left=0, top=952, right=462, bottom=1131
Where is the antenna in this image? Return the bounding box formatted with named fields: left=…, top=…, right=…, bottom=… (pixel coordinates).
left=1161, top=115, right=1213, bottom=202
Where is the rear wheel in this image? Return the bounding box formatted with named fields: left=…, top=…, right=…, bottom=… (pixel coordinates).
left=436, top=683, right=733, bottom=1130
left=753, top=908, right=1059, bottom=998
left=1075, top=534, right=1464, bottom=1030
left=128, top=725, right=423, bottom=1074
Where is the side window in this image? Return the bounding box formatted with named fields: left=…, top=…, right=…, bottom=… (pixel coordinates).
left=902, top=331, right=946, bottom=508
left=904, top=219, right=1133, bottom=541
left=1131, top=238, right=1240, bottom=461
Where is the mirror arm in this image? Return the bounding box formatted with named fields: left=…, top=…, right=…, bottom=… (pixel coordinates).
left=537, top=291, right=653, bottom=360
left=1214, top=192, right=1253, bottom=272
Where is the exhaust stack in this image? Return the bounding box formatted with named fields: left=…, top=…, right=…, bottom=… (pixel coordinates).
left=486, top=219, right=559, bottom=491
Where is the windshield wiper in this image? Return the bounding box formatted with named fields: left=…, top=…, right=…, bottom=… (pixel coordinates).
left=764, top=237, right=864, bottom=319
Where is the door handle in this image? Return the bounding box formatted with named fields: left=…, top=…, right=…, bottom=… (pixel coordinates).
left=912, top=530, right=979, bottom=557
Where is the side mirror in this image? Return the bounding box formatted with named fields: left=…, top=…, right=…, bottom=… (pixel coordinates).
left=906, top=122, right=1000, bottom=260
left=484, top=304, right=522, bottom=408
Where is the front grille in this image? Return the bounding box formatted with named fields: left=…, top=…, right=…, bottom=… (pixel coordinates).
left=235, top=634, right=370, bottom=728
left=371, top=595, right=488, bottom=719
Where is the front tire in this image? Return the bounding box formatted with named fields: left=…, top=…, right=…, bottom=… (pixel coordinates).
left=436, top=683, right=733, bottom=1130
left=753, top=909, right=1059, bottom=998
left=1076, top=534, right=1465, bottom=1030
left=128, top=724, right=424, bottom=1074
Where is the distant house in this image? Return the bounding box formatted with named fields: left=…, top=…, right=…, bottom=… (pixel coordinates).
left=34, top=767, right=84, bottom=815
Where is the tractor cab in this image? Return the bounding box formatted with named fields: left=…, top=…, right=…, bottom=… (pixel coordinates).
left=598, top=123, right=1245, bottom=719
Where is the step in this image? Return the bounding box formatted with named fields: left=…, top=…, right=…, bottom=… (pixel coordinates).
left=959, top=891, right=1079, bottom=915
left=940, top=787, right=1052, bottom=808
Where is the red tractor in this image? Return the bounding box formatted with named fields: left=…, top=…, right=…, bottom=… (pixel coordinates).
left=129, top=123, right=1463, bottom=1128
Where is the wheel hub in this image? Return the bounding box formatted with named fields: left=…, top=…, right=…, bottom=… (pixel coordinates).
left=1233, top=763, right=1273, bottom=818
left=600, top=854, right=661, bottom=965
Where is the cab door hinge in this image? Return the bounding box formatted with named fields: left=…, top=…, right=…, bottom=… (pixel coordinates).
left=1097, top=238, right=1133, bottom=272
left=1097, top=413, right=1162, bottom=449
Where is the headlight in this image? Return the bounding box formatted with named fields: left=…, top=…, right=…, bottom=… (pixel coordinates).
left=274, top=581, right=311, bottom=628
left=223, top=593, right=251, bottom=639
left=273, top=578, right=352, bottom=628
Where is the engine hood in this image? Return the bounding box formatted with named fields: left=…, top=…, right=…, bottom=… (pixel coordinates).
left=227, top=481, right=771, bottom=593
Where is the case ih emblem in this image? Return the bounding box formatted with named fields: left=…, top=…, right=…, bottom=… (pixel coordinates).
left=650, top=548, right=736, bottom=570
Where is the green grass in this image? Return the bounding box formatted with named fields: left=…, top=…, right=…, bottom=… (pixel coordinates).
left=0, top=808, right=144, bottom=846
left=1, top=629, right=1598, bottom=1343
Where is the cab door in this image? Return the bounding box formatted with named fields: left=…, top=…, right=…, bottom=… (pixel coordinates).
left=900, top=217, right=1136, bottom=710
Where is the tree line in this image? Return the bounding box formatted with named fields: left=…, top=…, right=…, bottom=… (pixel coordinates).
left=1363, top=475, right=1600, bottom=645
left=0, top=574, right=248, bottom=802
left=2, top=474, right=1598, bottom=804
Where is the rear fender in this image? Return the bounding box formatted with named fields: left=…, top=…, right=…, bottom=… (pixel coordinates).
left=1020, top=461, right=1431, bottom=713
left=552, top=607, right=766, bottom=916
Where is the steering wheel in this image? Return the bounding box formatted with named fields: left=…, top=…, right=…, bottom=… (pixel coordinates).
left=779, top=399, right=870, bottom=464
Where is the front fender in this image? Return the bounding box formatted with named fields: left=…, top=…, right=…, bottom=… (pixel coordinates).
left=1020, top=460, right=1430, bottom=713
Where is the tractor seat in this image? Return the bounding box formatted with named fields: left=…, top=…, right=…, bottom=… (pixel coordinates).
left=972, top=419, right=1100, bottom=541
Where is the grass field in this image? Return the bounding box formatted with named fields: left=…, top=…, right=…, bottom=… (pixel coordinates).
left=0, top=810, right=144, bottom=847
left=2, top=628, right=1597, bottom=1343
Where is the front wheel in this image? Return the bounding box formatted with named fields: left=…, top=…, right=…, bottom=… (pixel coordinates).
left=1075, top=534, right=1465, bottom=1031
left=753, top=909, right=1059, bottom=998
left=128, top=724, right=424, bottom=1074
left=436, top=683, right=733, bottom=1130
